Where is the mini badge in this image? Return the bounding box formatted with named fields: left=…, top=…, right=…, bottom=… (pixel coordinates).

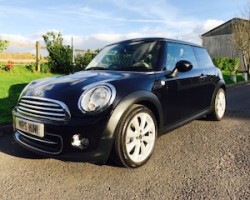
left=35, top=90, right=43, bottom=96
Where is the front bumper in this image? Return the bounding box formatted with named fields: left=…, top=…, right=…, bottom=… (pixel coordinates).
left=12, top=109, right=115, bottom=163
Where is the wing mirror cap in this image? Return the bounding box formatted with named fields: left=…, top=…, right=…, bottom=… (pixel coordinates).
left=176, top=60, right=193, bottom=72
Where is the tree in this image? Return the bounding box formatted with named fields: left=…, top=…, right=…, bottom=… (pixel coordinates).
left=43, top=32, right=73, bottom=73
left=232, top=2, right=250, bottom=74
left=74, top=50, right=98, bottom=70
left=0, top=40, right=9, bottom=52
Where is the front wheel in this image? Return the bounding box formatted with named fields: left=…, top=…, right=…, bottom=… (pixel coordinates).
left=113, top=105, right=157, bottom=168
left=208, top=88, right=226, bottom=121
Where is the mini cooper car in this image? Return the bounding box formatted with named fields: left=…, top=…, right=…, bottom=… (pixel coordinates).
left=13, top=38, right=226, bottom=168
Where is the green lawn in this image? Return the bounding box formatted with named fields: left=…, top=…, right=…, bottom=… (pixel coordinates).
left=222, top=71, right=245, bottom=85
left=0, top=66, right=57, bottom=125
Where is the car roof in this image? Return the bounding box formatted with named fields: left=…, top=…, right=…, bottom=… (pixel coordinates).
left=106, top=37, right=202, bottom=48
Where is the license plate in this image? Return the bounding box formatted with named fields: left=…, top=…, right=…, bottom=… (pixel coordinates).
left=16, top=118, right=44, bottom=138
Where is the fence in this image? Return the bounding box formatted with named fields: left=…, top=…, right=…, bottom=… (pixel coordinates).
left=0, top=41, right=94, bottom=69
left=0, top=41, right=46, bottom=70
left=0, top=59, right=37, bottom=65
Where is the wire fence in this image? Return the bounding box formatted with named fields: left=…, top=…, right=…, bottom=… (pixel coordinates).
left=0, top=42, right=46, bottom=66
left=0, top=41, right=90, bottom=66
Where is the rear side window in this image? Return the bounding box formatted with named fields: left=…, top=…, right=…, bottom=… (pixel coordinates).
left=165, top=43, right=197, bottom=71
left=193, top=47, right=214, bottom=68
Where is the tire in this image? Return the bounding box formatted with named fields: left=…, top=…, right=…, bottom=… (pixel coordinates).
left=113, top=104, right=157, bottom=168
left=208, top=88, right=226, bottom=121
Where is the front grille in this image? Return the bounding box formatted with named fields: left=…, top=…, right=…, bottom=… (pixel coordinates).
left=17, top=96, right=71, bottom=121
left=15, top=131, right=63, bottom=155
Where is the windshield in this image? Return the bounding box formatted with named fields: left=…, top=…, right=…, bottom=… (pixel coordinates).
left=86, top=40, right=161, bottom=71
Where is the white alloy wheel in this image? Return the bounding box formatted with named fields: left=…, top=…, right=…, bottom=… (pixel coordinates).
left=215, top=89, right=226, bottom=119
left=114, top=104, right=157, bottom=168
left=125, top=112, right=156, bottom=163
left=208, top=88, right=226, bottom=121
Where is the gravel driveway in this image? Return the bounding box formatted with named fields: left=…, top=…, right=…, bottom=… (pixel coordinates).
left=0, top=83, right=249, bottom=199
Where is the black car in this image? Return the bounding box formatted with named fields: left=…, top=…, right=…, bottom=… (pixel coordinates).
left=13, top=38, right=226, bottom=168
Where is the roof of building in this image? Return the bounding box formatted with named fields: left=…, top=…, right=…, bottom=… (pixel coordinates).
left=201, top=17, right=248, bottom=37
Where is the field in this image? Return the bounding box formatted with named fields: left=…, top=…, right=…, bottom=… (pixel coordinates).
left=0, top=66, right=56, bottom=124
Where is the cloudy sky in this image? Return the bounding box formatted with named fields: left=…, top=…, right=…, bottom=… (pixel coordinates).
left=0, top=0, right=247, bottom=53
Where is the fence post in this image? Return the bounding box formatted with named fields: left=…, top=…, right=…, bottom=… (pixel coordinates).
left=36, top=41, right=40, bottom=72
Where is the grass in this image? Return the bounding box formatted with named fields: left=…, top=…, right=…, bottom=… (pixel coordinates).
left=222, top=71, right=245, bottom=85
left=0, top=66, right=57, bottom=125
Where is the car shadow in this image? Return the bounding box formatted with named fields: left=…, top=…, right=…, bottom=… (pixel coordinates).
left=0, top=133, right=44, bottom=159
left=0, top=83, right=45, bottom=159
left=198, top=110, right=250, bottom=121
left=0, top=83, right=27, bottom=124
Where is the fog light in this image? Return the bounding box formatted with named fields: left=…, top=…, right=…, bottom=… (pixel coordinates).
left=71, top=134, right=89, bottom=150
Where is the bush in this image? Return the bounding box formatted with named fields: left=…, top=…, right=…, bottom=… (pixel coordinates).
left=213, top=57, right=240, bottom=74
left=26, top=63, right=36, bottom=72
left=213, top=57, right=226, bottom=70
left=40, top=63, right=51, bottom=73
left=0, top=40, right=9, bottom=52
left=0, top=61, right=14, bottom=71
left=43, top=32, right=73, bottom=74
left=0, top=64, right=5, bottom=71
left=5, top=61, right=14, bottom=71
left=74, top=51, right=97, bottom=71
left=26, top=63, right=52, bottom=73
left=228, top=58, right=240, bottom=74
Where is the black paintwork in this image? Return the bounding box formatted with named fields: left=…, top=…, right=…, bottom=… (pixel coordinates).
left=13, top=38, right=226, bottom=163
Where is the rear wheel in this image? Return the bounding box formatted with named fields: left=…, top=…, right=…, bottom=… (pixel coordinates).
left=208, top=88, right=226, bottom=121
left=114, top=105, right=157, bottom=168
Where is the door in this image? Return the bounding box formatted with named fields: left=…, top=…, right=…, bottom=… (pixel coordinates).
left=192, top=47, right=217, bottom=108
left=161, top=42, right=207, bottom=126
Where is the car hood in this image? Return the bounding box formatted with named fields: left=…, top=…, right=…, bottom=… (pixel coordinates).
left=22, top=70, right=155, bottom=115
left=26, top=71, right=123, bottom=93
left=25, top=70, right=149, bottom=95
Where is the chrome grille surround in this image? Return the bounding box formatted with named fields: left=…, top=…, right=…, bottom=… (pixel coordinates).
left=17, top=96, right=71, bottom=122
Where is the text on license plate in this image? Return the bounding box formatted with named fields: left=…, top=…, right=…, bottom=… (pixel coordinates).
left=16, top=118, right=44, bottom=138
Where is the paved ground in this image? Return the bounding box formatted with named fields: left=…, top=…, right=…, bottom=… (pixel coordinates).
left=0, top=83, right=249, bottom=199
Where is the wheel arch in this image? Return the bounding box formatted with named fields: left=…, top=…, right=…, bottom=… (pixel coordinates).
left=209, top=80, right=226, bottom=111
left=103, top=90, right=163, bottom=139
left=136, top=100, right=161, bottom=128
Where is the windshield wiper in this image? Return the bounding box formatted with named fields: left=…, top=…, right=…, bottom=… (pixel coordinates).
left=85, top=67, right=107, bottom=71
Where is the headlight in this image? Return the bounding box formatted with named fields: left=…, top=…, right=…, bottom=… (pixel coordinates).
left=78, top=84, right=116, bottom=114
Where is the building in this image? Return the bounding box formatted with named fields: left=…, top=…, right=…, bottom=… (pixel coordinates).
left=201, top=18, right=248, bottom=71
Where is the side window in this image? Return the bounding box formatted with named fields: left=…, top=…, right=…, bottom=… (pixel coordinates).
left=193, top=47, right=214, bottom=68
left=166, top=43, right=197, bottom=71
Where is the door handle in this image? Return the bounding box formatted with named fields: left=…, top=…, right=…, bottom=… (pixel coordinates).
left=200, top=73, right=207, bottom=82
left=200, top=73, right=207, bottom=79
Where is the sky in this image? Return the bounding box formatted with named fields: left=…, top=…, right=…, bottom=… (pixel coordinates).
left=0, top=0, right=248, bottom=53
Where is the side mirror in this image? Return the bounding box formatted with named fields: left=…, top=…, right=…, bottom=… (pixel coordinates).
left=176, top=60, right=193, bottom=72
